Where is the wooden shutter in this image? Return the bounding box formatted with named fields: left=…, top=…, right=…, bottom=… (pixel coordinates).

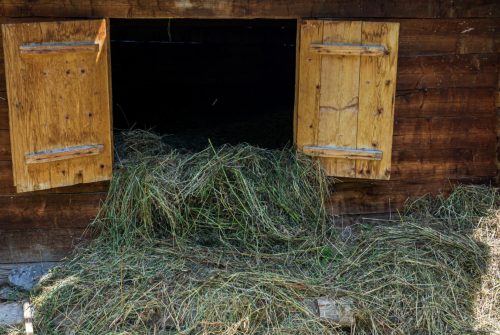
left=2, top=20, right=113, bottom=192
left=296, top=20, right=399, bottom=179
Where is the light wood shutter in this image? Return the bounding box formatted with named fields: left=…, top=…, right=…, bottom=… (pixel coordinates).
left=296, top=20, right=399, bottom=179
left=2, top=20, right=113, bottom=192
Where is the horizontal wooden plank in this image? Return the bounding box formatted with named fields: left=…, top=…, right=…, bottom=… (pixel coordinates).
left=25, top=144, right=104, bottom=164
left=394, top=116, right=496, bottom=136
left=19, top=41, right=99, bottom=55
left=0, top=1, right=499, bottom=18
left=327, top=177, right=493, bottom=215
left=391, top=161, right=496, bottom=180
left=303, top=146, right=383, bottom=160
left=0, top=192, right=105, bottom=230
left=395, top=88, right=496, bottom=118
left=0, top=228, right=89, bottom=263
left=398, top=18, right=500, bottom=55
left=309, top=43, right=387, bottom=56
left=328, top=180, right=449, bottom=215
left=392, top=147, right=494, bottom=164
left=397, top=54, right=499, bottom=90
left=392, top=132, right=495, bottom=149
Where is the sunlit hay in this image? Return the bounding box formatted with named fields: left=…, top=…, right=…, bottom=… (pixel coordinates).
left=472, top=208, right=499, bottom=333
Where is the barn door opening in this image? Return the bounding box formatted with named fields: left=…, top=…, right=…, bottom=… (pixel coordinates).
left=110, top=19, right=297, bottom=150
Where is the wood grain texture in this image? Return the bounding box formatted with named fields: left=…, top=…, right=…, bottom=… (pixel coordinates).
left=0, top=192, right=102, bottom=263
left=296, top=20, right=322, bottom=150
left=0, top=161, right=110, bottom=193
left=398, top=18, right=500, bottom=55
left=391, top=162, right=496, bottom=180
left=327, top=180, right=447, bottom=215
left=0, top=228, right=89, bottom=263
left=356, top=22, right=399, bottom=179
left=395, top=88, right=496, bottom=117
left=0, top=193, right=104, bottom=230
left=317, top=21, right=361, bottom=177
left=0, top=0, right=498, bottom=18
left=394, top=116, right=495, bottom=136
left=19, top=41, right=99, bottom=55
left=25, top=144, right=104, bottom=164
left=310, top=42, right=386, bottom=56
left=303, top=146, right=382, bottom=160
left=397, top=54, right=499, bottom=90
left=327, top=177, right=494, bottom=215
left=298, top=20, right=399, bottom=179
left=0, top=95, right=7, bottom=130
left=0, top=64, right=4, bottom=92
left=2, top=19, right=113, bottom=192
left=392, top=147, right=494, bottom=164
left=0, top=129, right=10, bottom=160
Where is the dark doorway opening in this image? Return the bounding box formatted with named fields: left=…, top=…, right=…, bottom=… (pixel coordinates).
left=110, top=19, right=297, bottom=150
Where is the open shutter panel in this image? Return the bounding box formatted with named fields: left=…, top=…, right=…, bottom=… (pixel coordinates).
left=2, top=20, right=113, bottom=192
left=296, top=20, right=399, bottom=180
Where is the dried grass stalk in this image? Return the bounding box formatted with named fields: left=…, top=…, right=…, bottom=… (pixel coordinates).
left=31, top=131, right=499, bottom=335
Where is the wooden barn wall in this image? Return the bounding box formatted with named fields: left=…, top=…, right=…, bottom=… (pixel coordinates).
left=0, top=0, right=499, bottom=263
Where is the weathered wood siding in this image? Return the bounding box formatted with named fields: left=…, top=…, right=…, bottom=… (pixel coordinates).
left=0, top=0, right=499, bottom=18
left=0, top=0, right=499, bottom=263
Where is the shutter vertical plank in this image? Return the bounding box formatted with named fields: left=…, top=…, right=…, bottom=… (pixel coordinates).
left=296, top=20, right=323, bottom=149
left=357, top=22, right=399, bottom=179
left=317, top=21, right=361, bottom=177
left=2, top=20, right=113, bottom=192
left=296, top=20, right=399, bottom=180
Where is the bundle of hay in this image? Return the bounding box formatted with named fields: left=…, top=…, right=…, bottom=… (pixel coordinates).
left=30, top=130, right=499, bottom=335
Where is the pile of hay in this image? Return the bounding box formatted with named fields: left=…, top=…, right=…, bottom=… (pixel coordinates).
left=29, top=131, right=498, bottom=335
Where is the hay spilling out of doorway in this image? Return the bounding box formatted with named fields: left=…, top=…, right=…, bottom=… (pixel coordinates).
left=29, top=130, right=498, bottom=335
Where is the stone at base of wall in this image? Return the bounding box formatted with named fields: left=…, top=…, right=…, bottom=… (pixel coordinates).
left=0, top=302, right=23, bottom=326
left=0, top=262, right=58, bottom=290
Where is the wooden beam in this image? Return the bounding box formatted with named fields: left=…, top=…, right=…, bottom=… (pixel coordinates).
left=0, top=0, right=498, bottom=18
left=309, top=43, right=387, bottom=56
left=303, top=145, right=383, bottom=160
left=25, top=144, right=104, bottom=164
left=19, top=41, right=99, bottom=55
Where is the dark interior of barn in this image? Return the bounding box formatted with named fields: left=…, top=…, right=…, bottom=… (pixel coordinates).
left=110, top=19, right=297, bottom=150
